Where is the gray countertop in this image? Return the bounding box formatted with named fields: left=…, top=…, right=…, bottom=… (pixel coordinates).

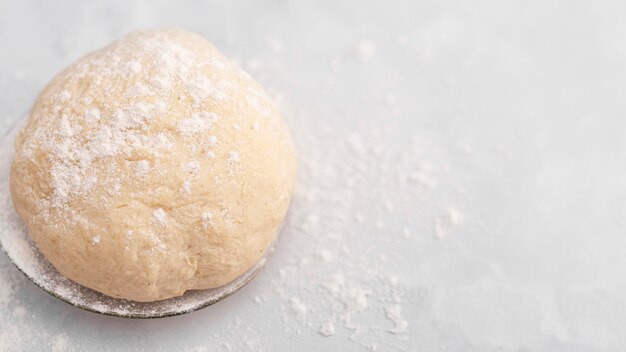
left=1, top=1, right=626, bottom=351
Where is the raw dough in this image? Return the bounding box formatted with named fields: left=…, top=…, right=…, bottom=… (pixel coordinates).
left=10, top=29, right=296, bottom=302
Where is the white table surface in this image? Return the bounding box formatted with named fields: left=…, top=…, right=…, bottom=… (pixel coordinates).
left=1, top=1, right=626, bottom=351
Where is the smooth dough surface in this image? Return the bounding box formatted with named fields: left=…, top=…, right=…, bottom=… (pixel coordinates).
left=10, top=29, right=296, bottom=302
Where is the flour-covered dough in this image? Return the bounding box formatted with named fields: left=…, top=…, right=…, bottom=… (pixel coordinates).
left=10, top=29, right=296, bottom=302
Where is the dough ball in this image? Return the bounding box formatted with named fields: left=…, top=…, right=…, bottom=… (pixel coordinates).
left=10, top=29, right=296, bottom=302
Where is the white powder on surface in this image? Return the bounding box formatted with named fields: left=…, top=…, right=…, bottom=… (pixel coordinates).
left=84, top=108, right=101, bottom=124
left=180, top=180, right=191, bottom=194
left=384, top=93, right=397, bottom=107
left=267, top=38, right=283, bottom=52
left=186, top=76, right=227, bottom=102
left=0, top=257, right=82, bottom=351
left=128, top=61, right=142, bottom=73
left=319, top=321, right=336, bottom=336
left=254, top=98, right=455, bottom=351
left=135, top=160, right=149, bottom=177
left=182, top=160, right=200, bottom=176
left=322, top=273, right=369, bottom=313
left=385, top=305, right=408, bottom=334
left=177, top=112, right=220, bottom=136
left=228, top=151, right=240, bottom=163
left=0, top=326, right=23, bottom=351
left=58, top=90, right=71, bottom=101
left=407, top=160, right=437, bottom=190
left=91, top=235, right=101, bottom=246
left=329, top=56, right=340, bottom=72
left=353, top=40, right=376, bottom=63
left=201, top=212, right=213, bottom=229
left=435, top=207, right=464, bottom=238
left=50, top=333, right=72, bottom=352
left=11, top=306, right=26, bottom=320
left=289, top=297, right=307, bottom=317
left=18, top=33, right=225, bottom=212
left=317, top=249, right=334, bottom=263
left=346, top=132, right=365, bottom=154
left=152, top=208, right=167, bottom=226
left=387, top=275, right=399, bottom=287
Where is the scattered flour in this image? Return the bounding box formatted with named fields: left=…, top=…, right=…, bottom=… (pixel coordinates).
left=353, top=40, right=376, bottom=63
left=49, top=333, right=72, bottom=352
left=408, top=161, right=437, bottom=189
left=0, top=262, right=80, bottom=351
left=152, top=208, right=167, bottom=226
left=266, top=38, right=283, bottom=52
left=201, top=212, right=213, bottom=229
left=289, top=297, right=307, bottom=317
left=435, top=207, right=464, bottom=238
left=128, top=61, right=142, bottom=74
left=317, top=249, right=334, bottom=263
left=384, top=93, right=397, bottom=107
left=384, top=305, right=408, bottom=334
left=228, top=151, right=240, bottom=163
left=182, top=160, right=200, bottom=176
left=259, top=95, right=459, bottom=351
left=12, top=306, right=27, bottom=319
left=180, top=180, right=191, bottom=194
left=0, top=326, right=23, bottom=351
left=178, top=112, right=220, bottom=136
left=135, top=160, right=149, bottom=177
left=322, top=273, right=369, bottom=313
left=319, top=321, right=336, bottom=337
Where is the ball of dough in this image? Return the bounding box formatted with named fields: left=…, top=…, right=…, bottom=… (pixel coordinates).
left=10, top=29, right=296, bottom=302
